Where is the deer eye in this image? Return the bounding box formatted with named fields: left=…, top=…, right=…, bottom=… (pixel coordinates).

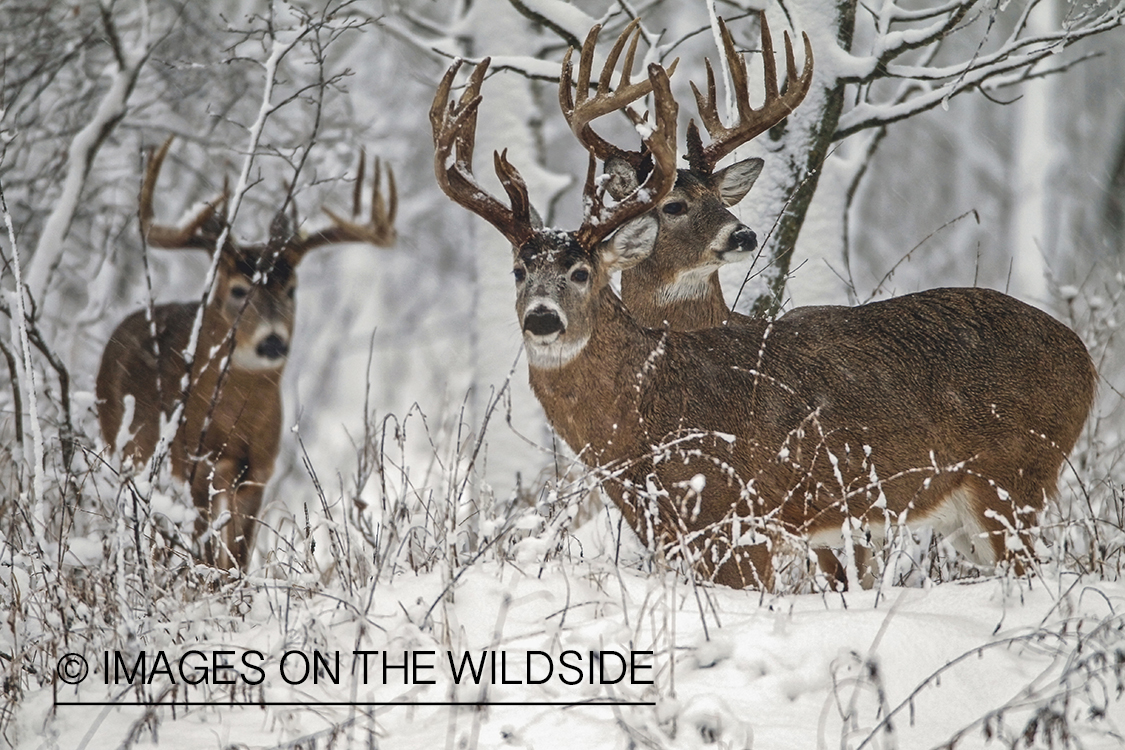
left=570, top=268, right=589, bottom=284
left=662, top=201, right=687, bottom=216
left=230, top=285, right=250, bottom=300
left=513, top=267, right=526, bottom=283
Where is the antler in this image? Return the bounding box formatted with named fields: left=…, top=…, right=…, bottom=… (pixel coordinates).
left=293, top=149, right=398, bottom=254
left=686, top=14, right=814, bottom=175
left=431, top=58, right=537, bottom=248
left=576, top=62, right=678, bottom=249
left=559, top=19, right=679, bottom=171
left=140, top=136, right=228, bottom=250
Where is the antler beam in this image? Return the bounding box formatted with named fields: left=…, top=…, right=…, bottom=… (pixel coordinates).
left=431, top=58, right=537, bottom=248
left=576, top=62, right=678, bottom=248
left=296, top=149, right=398, bottom=254
left=140, top=136, right=227, bottom=250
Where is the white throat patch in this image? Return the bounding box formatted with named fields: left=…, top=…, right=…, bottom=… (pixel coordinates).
left=231, top=323, right=289, bottom=371
left=524, top=333, right=591, bottom=370
left=658, top=266, right=716, bottom=305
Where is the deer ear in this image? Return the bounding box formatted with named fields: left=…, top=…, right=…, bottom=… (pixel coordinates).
left=604, top=157, right=640, bottom=200
left=529, top=204, right=545, bottom=229
left=602, top=213, right=657, bottom=270
left=715, top=158, right=763, bottom=207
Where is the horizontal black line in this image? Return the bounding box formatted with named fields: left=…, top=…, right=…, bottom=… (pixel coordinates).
left=53, top=700, right=655, bottom=707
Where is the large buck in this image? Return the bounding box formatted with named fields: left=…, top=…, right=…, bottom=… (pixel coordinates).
left=96, top=137, right=396, bottom=569
left=570, top=15, right=864, bottom=585
left=561, top=14, right=813, bottom=331
left=431, top=43, right=1096, bottom=588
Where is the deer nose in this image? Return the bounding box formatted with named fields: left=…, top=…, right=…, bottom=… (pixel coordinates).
left=729, top=226, right=758, bottom=254
left=257, top=333, right=289, bottom=360
left=523, top=307, right=565, bottom=337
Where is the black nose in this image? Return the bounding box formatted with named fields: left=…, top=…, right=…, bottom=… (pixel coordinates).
left=257, top=334, right=289, bottom=360
left=523, top=308, right=564, bottom=337
left=730, top=226, right=758, bottom=253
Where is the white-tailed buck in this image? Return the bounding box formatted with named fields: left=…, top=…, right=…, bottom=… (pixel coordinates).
left=561, top=14, right=812, bottom=331
left=431, top=43, right=1096, bottom=589
left=97, top=137, right=396, bottom=569
left=572, top=15, right=866, bottom=585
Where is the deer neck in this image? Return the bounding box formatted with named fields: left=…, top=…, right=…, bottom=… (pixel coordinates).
left=621, top=266, right=732, bottom=331
left=527, top=287, right=656, bottom=466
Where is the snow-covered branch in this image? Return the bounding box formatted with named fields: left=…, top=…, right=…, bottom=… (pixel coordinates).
left=23, top=6, right=155, bottom=305
left=835, top=3, right=1123, bottom=139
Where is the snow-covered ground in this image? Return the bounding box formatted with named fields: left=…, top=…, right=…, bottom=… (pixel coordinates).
left=18, top=547, right=1125, bottom=749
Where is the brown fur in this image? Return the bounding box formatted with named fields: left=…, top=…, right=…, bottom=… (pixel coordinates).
left=516, top=232, right=1096, bottom=589
left=97, top=252, right=294, bottom=569
left=431, top=41, right=1094, bottom=591
left=97, top=138, right=394, bottom=569
left=619, top=169, right=756, bottom=330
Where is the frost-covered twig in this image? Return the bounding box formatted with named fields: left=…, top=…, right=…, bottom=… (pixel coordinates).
left=158, top=12, right=313, bottom=460
left=834, top=0, right=1124, bottom=139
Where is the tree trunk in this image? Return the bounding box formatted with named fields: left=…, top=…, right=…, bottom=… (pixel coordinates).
left=750, top=0, right=857, bottom=318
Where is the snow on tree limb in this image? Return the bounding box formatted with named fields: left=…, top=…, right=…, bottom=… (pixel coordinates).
left=23, top=9, right=153, bottom=305
left=508, top=0, right=598, bottom=50
left=158, top=17, right=313, bottom=458
left=0, top=176, right=46, bottom=533
left=835, top=6, right=1123, bottom=140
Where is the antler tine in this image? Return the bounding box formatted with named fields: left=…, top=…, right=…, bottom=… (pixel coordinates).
left=353, top=146, right=366, bottom=215
left=560, top=19, right=678, bottom=170
left=687, top=13, right=814, bottom=175
left=296, top=149, right=398, bottom=255
left=494, top=149, right=532, bottom=229
left=376, top=158, right=398, bottom=228
left=140, top=136, right=226, bottom=250
left=577, top=62, right=678, bottom=249
left=431, top=58, right=536, bottom=248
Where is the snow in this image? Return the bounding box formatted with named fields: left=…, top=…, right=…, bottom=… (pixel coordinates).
left=25, top=53, right=148, bottom=304
left=3, top=1, right=1125, bottom=748
left=19, top=560, right=1125, bottom=749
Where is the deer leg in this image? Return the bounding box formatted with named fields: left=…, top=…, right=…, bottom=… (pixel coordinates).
left=940, top=476, right=1039, bottom=575
left=226, top=476, right=265, bottom=570
left=814, top=547, right=847, bottom=591
left=188, top=456, right=244, bottom=569
left=689, top=530, right=774, bottom=591
left=814, top=541, right=875, bottom=591
left=710, top=541, right=774, bottom=590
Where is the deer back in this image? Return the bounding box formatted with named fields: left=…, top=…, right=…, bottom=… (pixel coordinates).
left=530, top=286, right=1095, bottom=548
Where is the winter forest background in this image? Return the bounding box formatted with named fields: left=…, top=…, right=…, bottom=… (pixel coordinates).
left=3, top=0, right=1125, bottom=748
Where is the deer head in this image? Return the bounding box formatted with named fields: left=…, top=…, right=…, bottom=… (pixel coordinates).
left=560, top=14, right=813, bottom=329
left=139, top=137, right=396, bottom=371
left=432, top=55, right=678, bottom=369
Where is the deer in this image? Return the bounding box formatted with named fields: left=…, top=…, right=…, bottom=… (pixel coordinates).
left=430, top=48, right=1097, bottom=590
left=573, top=14, right=867, bottom=586
left=560, top=13, right=813, bottom=331
left=96, top=137, right=396, bottom=570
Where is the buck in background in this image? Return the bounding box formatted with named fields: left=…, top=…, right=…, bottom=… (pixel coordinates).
left=96, top=137, right=396, bottom=570
left=431, top=43, right=1096, bottom=589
